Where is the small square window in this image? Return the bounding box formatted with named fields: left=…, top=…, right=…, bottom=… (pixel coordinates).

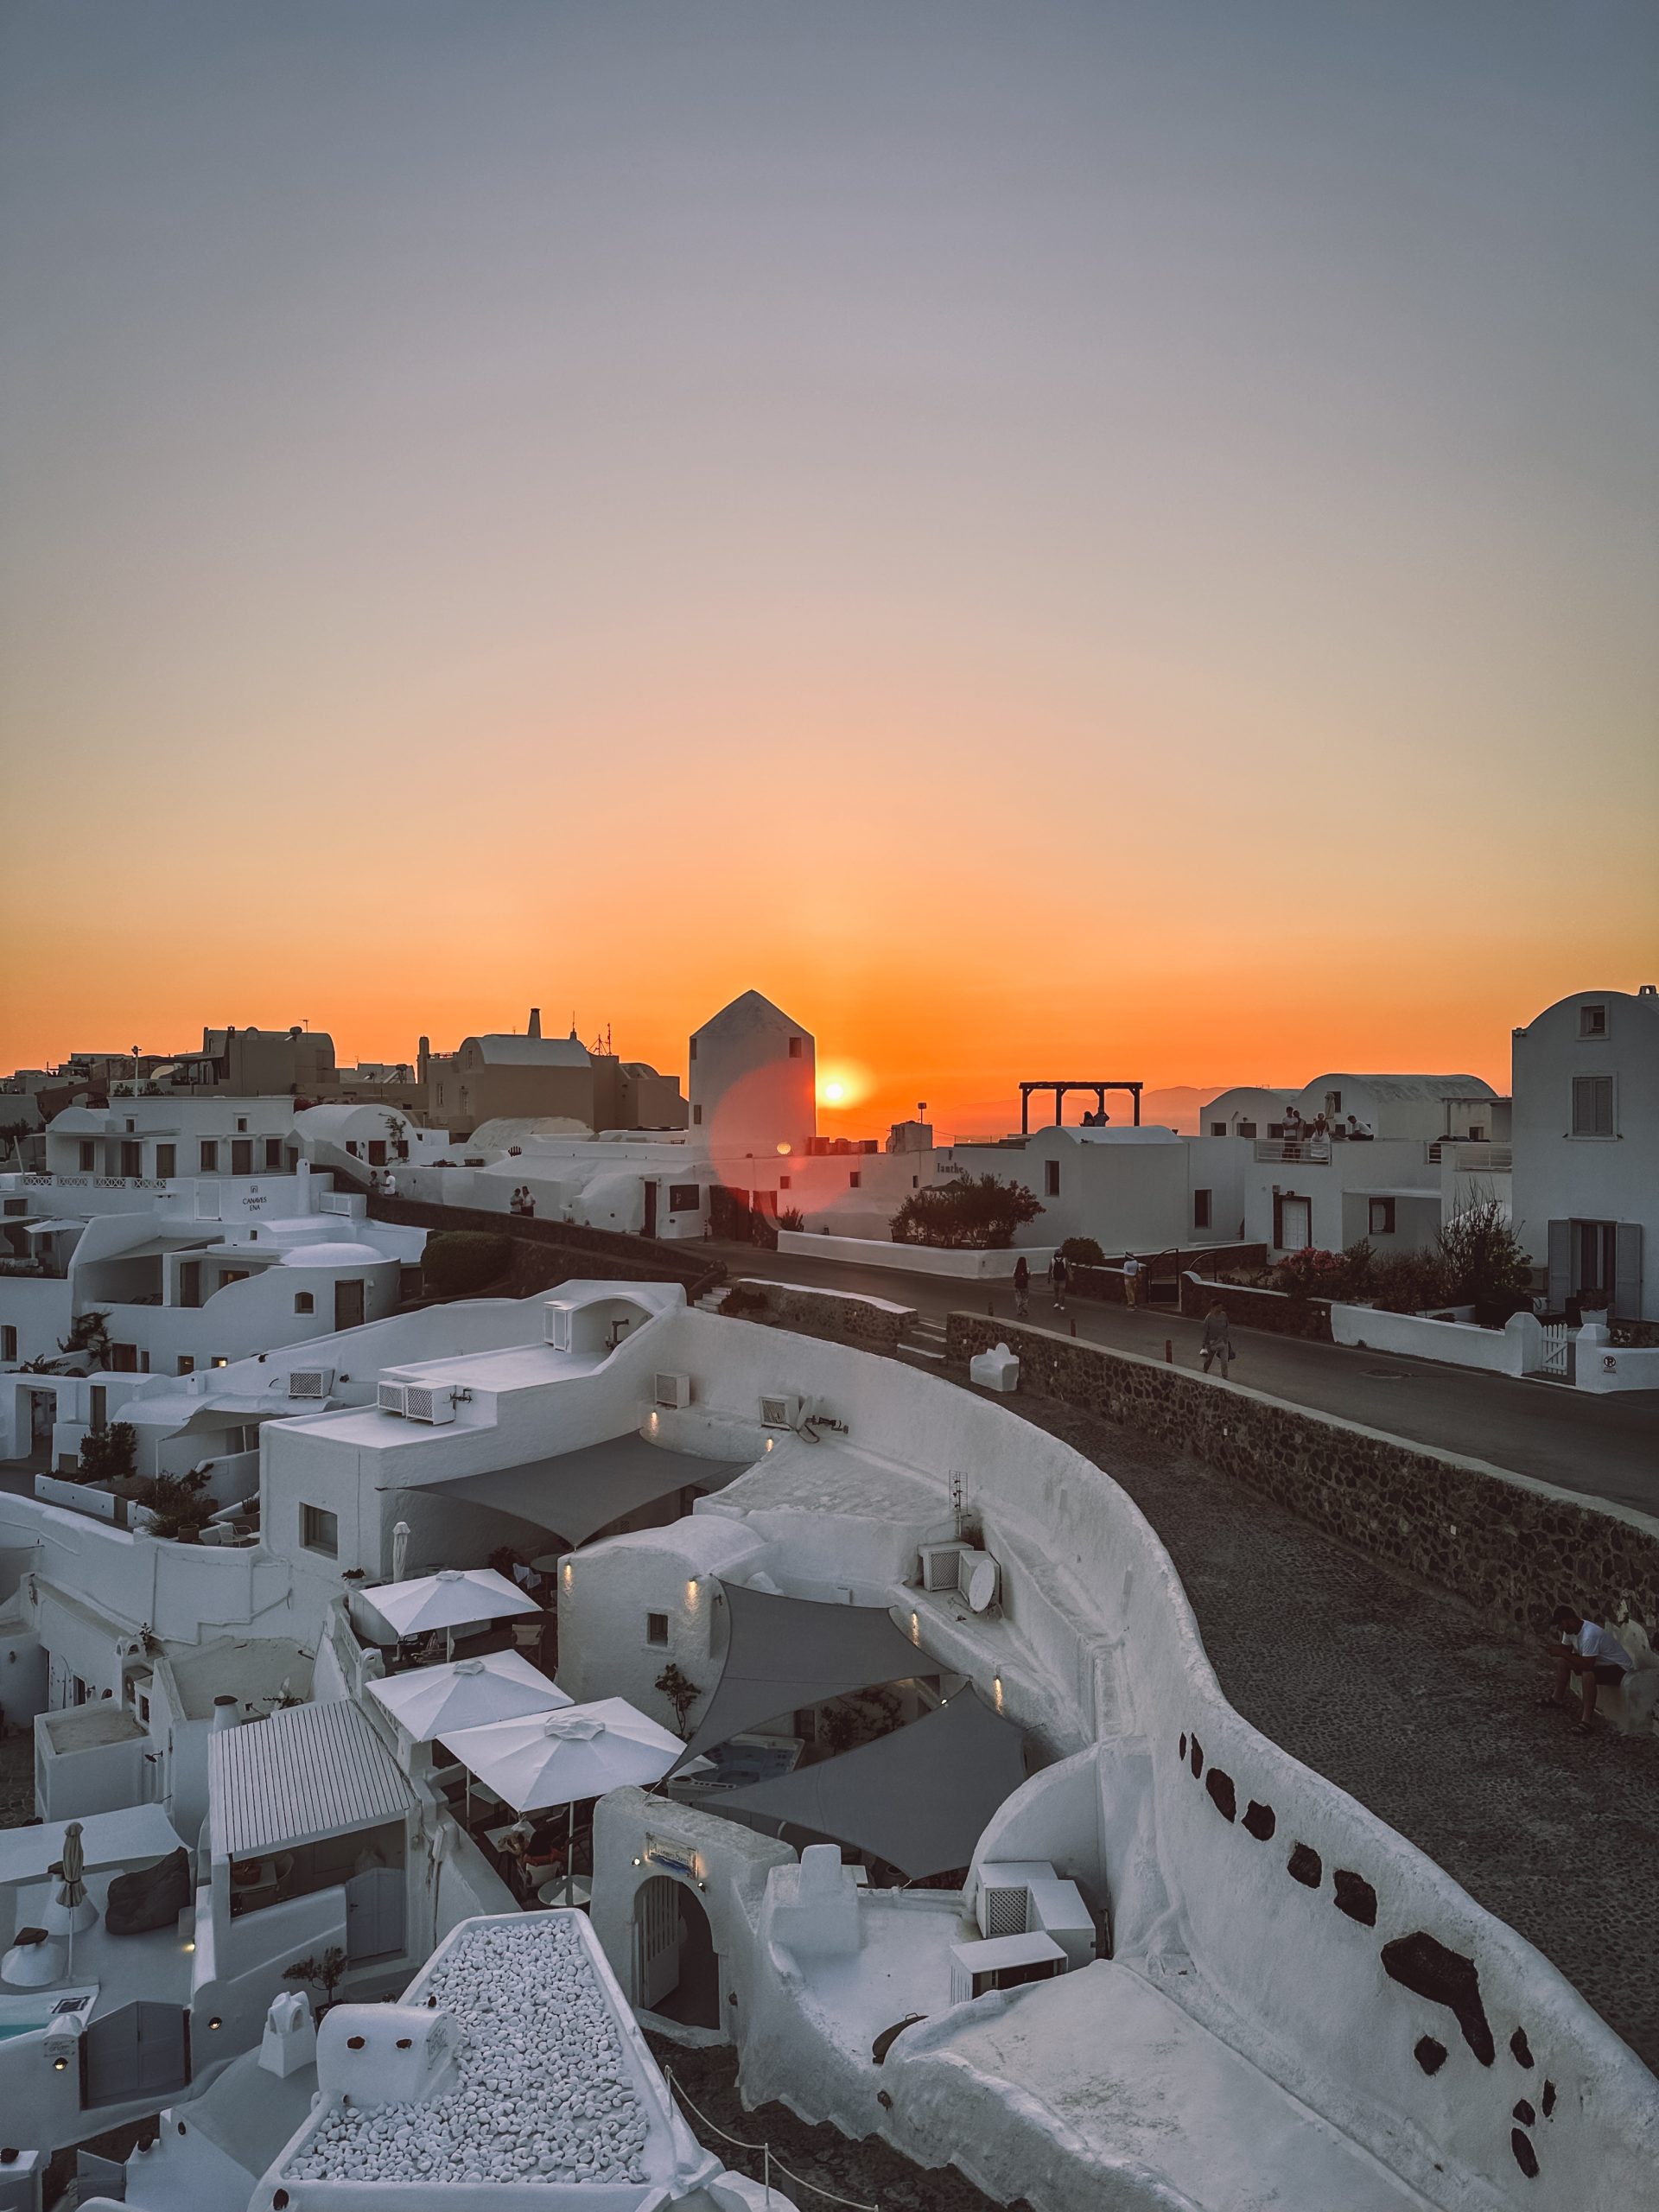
left=302, top=1503, right=339, bottom=1556
left=1370, top=1198, right=1396, bottom=1236
left=1579, top=1004, right=1607, bottom=1038
left=1210, top=1122, right=1226, bottom=1138
left=236, top=1116, right=248, bottom=1134
left=645, top=1611, right=670, bottom=1647
left=294, top=1292, right=315, bottom=1315
left=849, top=1170, right=861, bottom=1189
left=1194, top=1189, right=1211, bottom=1229
left=1, top=1325, right=16, bottom=1363
left=692, top=1104, right=702, bottom=1126
left=177, top=1355, right=194, bottom=1375
left=1238, top=1121, right=1256, bottom=1139
left=689, top=1038, right=697, bottom=1061
left=779, top=1175, right=791, bottom=1190
left=788, top=1038, right=803, bottom=1058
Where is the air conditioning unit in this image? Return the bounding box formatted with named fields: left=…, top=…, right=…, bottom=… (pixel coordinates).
left=976, top=1878, right=1031, bottom=1939
left=287, top=1367, right=334, bottom=1401
left=404, top=1384, right=454, bottom=1425
left=759, top=1391, right=803, bottom=1429
left=377, top=1376, right=456, bottom=1424
left=654, top=1371, right=692, bottom=1409
left=918, top=1541, right=970, bottom=1592
left=544, top=1306, right=573, bottom=1351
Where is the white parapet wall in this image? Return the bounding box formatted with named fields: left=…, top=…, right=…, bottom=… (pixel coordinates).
left=1571, top=1325, right=1659, bottom=1395
left=1330, top=1304, right=1537, bottom=1376
left=775, top=1230, right=1056, bottom=1281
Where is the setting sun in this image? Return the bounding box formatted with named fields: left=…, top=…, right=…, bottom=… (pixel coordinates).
left=822, top=1082, right=845, bottom=1105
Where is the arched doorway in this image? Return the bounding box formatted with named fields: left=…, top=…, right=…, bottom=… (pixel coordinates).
left=633, top=1875, right=721, bottom=2031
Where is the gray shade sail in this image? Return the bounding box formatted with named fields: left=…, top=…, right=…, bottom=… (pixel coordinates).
left=434, top=1432, right=751, bottom=1551
left=715, top=1691, right=1028, bottom=1880
left=682, top=1583, right=931, bottom=1762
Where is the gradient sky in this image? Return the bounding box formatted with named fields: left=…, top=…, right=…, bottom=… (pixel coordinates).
left=3, top=2, right=1656, bottom=1133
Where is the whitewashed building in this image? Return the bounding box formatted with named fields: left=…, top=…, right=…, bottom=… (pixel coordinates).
left=1510, top=985, right=1656, bottom=1319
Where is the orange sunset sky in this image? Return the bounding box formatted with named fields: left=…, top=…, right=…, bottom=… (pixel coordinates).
left=3, top=4, right=1655, bottom=1130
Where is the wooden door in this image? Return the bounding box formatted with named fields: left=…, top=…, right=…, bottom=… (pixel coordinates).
left=643, top=1182, right=658, bottom=1238
left=346, top=1866, right=405, bottom=1961
left=635, top=1876, right=682, bottom=2010
left=334, top=1279, right=365, bottom=1331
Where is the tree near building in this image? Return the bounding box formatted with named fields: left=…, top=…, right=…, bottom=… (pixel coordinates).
left=890, top=1174, right=1043, bottom=1251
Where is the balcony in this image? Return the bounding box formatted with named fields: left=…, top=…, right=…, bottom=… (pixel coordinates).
left=1253, top=1139, right=1331, bottom=1166
left=1427, top=1141, right=1512, bottom=1172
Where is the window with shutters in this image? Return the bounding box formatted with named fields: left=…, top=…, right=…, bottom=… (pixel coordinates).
left=645, top=1612, right=669, bottom=1648
left=79, top=1141, right=96, bottom=1170
left=1209, top=1122, right=1226, bottom=1137
left=1571, top=1076, right=1614, bottom=1137
left=669, top=1185, right=700, bottom=1211
left=156, top=1143, right=175, bottom=1179
left=1579, top=1003, right=1607, bottom=1038
left=200, top=1141, right=219, bottom=1172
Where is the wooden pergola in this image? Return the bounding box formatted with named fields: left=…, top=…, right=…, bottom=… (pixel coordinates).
left=1019, top=1079, right=1143, bottom=1134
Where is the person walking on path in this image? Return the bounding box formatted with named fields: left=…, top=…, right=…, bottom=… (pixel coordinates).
left=1200, top=1303, right=1235, bottom=1379
left=1013, top=1255, right=1031, bottom=1321
left=1540, top=1606, right=1635, bottom=1735
left=1051, top=1252, right=1069, bottom=1312
left=1122, top=1252, right=1142, bottom=1311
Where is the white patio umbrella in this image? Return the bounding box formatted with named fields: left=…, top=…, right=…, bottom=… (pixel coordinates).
left=391, top=1520, right=410, bottom=1585
left=369, top=1651, right=570, bottom=1743
left=445, top=1697, right=684, bottom=1904
left=361, top=1566, right=539, bottom=1661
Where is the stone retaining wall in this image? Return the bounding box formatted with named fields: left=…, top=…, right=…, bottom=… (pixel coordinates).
left=367, top=1194, right=724, bottom=1300
left=726, top=1279, right=916, bottom=1350
left=1179, top=1268, right=1333, bottom=1340
left=945, top=1313, right=1659, bottom=1638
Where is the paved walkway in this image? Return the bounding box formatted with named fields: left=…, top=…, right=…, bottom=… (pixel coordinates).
left=710, top=1243, right=1659, bottom=1517
left=992, top=1385, right=1659, bottom=2074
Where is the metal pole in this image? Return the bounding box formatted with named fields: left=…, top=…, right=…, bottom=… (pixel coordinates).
left=764, top=2143, right=772, bottom=2209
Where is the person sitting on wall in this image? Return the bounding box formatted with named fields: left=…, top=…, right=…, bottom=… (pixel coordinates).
left=1540, top=1606, right=1635, bottom=1735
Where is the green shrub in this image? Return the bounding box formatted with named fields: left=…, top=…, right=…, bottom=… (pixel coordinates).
left=1436, top=1198, right=1533, bottom=1306
left=422, top=1230, right=514, bottom=1297
left=1058, top=1236, right=1105, bottom=1268
left=891, top=1174, right=1043, bottom=1251
left=79, top=1421, right=137, bottom=1484
left=1368, top=1249, right=1453, bottom=1314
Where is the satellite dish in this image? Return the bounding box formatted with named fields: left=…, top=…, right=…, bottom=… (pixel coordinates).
left=961, top=1551, right=1000, bottom=1614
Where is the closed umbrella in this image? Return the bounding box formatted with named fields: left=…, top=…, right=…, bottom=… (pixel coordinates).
left=58, top=1821, right=87, bottom=1977
left=363, top=1566, right=539, bottom=1662
left=391, top=1520, right=410, bottom=1585
left=446, top=1697, right=683, bottom=1904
